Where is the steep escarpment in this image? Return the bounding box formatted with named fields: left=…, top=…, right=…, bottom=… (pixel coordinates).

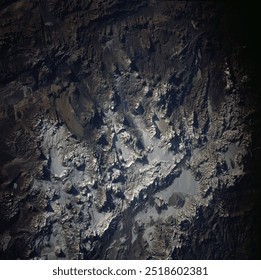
left=0, top=1, right=260, bottom=259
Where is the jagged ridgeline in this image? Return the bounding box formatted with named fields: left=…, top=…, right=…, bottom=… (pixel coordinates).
left=0, top=1, right=260, bottom=259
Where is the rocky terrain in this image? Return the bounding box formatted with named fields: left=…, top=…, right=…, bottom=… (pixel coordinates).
left=0, top=1, right=260, bottom=259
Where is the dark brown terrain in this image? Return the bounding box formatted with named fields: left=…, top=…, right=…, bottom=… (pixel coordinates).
left=0, top=1, right=260, bottom=259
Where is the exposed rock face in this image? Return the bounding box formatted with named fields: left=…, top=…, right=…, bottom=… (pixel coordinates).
left=0, top=1, right=260, bottom=259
